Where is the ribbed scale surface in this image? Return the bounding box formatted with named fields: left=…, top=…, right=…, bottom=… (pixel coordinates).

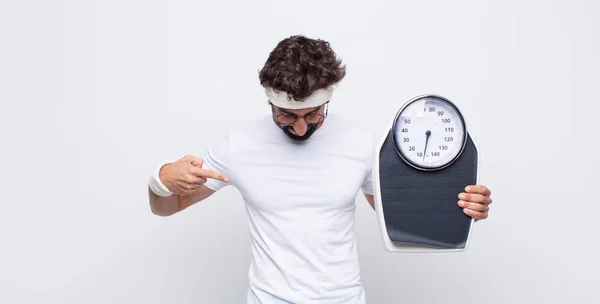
left=378, top=130, right=478, bottom=249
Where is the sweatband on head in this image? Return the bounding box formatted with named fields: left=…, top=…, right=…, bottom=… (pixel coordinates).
left=264, top=84, right=337, bottom=109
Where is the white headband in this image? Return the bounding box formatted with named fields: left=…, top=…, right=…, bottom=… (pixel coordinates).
left=265, top=84, right=337, bottom=109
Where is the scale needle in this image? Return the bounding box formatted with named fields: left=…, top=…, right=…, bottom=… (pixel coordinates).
left=423, top=130, right=431, bottom=160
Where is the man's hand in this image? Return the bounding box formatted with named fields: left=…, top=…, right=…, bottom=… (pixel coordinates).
left=160, top=155, right=229, bottom=196
left=457, top=184, right=493, bottom=221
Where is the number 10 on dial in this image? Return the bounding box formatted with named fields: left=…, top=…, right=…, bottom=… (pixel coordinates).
left=392, top=95, right=467, bottom=171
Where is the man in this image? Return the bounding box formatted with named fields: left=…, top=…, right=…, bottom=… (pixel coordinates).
left=148, top=35, right=493, bottom=303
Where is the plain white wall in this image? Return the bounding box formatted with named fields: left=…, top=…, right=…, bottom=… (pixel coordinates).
left=1, top=0, right=597, bottom=303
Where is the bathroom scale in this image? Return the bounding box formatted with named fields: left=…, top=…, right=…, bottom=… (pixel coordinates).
left=373, top=94, right=480, bottom=252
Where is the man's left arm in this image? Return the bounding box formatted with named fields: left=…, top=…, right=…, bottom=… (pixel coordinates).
left=364, top=193, right=375, bottom=210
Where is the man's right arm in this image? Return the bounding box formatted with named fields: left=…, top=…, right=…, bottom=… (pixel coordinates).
left=148, top=184, right=216, bottom=216
left=147, top=155, right=229, bottom=216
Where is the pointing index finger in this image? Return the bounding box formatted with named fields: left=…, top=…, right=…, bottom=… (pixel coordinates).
left=192, top=167, right=229, bottom=182
left=205, top=169, right=229, bottom=182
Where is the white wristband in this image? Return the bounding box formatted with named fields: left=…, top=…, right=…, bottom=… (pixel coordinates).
left=149, top=160, right=175, bottom=197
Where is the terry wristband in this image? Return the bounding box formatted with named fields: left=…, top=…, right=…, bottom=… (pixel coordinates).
left=149, top=160, right=175, bottom=197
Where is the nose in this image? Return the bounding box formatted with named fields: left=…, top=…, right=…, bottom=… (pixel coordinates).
left=292, top=118, right=308, bottom=136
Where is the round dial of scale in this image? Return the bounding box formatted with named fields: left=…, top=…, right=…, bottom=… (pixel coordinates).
left=392, top=95, right=467, bottom=171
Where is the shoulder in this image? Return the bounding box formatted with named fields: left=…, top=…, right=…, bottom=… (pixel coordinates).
left=327, top=114, right=375, bottom=144
left=201, top=116, right=269, bottom=169
left=324, top=114, right=376, bottom=157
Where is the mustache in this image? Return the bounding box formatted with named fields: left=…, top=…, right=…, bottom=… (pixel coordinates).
left=283, top=124, right=318, bottom=141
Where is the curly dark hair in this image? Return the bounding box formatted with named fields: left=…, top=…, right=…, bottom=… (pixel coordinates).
left=259, top=35, right=346, bottom=102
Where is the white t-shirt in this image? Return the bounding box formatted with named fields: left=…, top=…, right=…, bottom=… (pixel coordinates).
left=201, top=113, right=375, bottom=304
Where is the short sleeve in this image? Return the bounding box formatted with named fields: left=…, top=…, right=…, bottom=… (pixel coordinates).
left=201, top=134, right=233, bottom=191
left=361, top=164, right=374, bottom=195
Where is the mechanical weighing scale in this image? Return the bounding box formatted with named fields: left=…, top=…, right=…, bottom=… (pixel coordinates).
left=373, top=94, right=480, bottom=252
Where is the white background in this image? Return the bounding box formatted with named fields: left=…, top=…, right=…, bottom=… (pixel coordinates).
left=1, top=0, right=598, bottom=303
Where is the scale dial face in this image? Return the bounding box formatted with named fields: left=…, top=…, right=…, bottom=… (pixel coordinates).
left=392, top=95, right=467, bottom=171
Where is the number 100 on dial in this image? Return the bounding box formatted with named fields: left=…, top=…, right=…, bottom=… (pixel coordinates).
left=392, top=95, right=468, bottom=171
